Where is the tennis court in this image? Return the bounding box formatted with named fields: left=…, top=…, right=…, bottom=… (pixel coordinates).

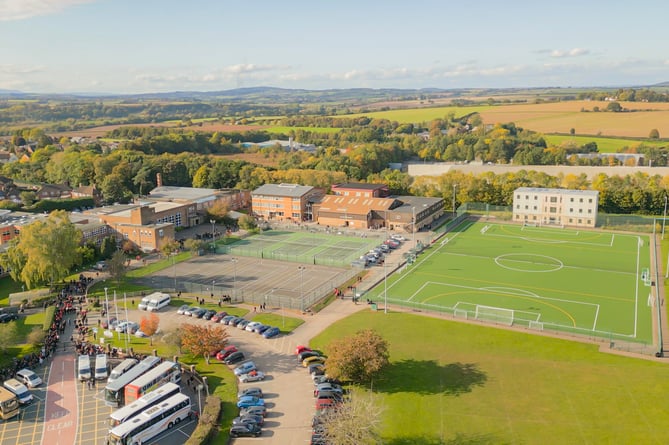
left=223, top=230, right=380, bottom=267
left=372, top=221, right=654, bottom=343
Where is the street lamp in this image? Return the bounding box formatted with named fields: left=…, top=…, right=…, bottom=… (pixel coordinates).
left=298, top=266, right=306, bottom=312
left=210, top=219, right=215, bottom=250
left=662, top=195, right=667, bottom=240
left=452, top=183, right=458, bottom=217
left=412, top=206, right=416, bottom=250
left=171, top=251, right=177, bottom=291
left=231, top=258, right=238, bottom=301
left=384, top=211, right=388, bottom=314
left=196, top=383, right=203, bottom=416
left=212, top=280, right=216, bottom=298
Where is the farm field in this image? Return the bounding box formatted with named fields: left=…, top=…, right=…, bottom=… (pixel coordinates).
left=337, top=105, right=492, bottom=123
left=311, top=311, right=669, bottom=445
left=368, top=221, right=654, bottom=346
left=479, top=100, right=669, bottom=138
left=543, top=134, right=666, bottom=153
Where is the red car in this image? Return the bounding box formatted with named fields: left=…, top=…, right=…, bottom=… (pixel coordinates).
left=211, top=311, right=228, bottom=323
left=296, top=345, right=312, bottom=355
left=216, top=345, right=238, bottom=361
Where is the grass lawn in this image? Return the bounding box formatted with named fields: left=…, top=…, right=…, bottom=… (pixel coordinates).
left=338, top=105, right=491, bottom=123
left=310, top=311, right=669, bottom=445
left=249, top=313, right=304, bottom=333
left=544, top=134, right=666, bottom=153
left=0, top=276, right=28, bottom=306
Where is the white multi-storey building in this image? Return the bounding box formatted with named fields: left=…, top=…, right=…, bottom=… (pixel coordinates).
left=512, top=187, right=599, bottom=228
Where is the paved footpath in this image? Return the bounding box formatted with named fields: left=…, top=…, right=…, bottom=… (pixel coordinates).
left=41, top=314, right=79, bottom=445
left=41, top=352, right=78, bottom=445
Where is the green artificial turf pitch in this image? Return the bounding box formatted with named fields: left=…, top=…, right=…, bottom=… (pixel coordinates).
left=371, top=221, right=653, bottom=344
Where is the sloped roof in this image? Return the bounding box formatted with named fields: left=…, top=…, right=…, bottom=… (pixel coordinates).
left=315, top=195, right=396, bottom=214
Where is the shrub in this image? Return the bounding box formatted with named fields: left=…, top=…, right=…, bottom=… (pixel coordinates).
left=184, top=395, right=222, bottom=445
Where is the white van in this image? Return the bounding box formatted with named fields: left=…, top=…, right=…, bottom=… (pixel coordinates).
left=78, top=355, right=92, bottom=381
left=108, top=358, right=138, bottom=384
left=146, top=292, right=171, bottom=312
left=3, top=378, right=33, bottom=404
left=94, top=354, right=108, bottom=381
left=137, top=297, right=151, bottom=311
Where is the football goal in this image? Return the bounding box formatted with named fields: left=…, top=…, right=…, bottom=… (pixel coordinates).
left=474, top=305, right=514, bottom=326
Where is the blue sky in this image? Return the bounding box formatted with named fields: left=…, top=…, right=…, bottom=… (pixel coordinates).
left=1, top=0, right=668, bottom=94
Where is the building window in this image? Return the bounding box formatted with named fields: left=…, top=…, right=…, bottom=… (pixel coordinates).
left=587, top=220, right=592, bottom=224
left=588, top=209, right=592, bottom=213
left=579, top=198, right=583, bottom=203
left=569, top=218, right=573, bottom=223
left=534, top=196, right=538, bottom=200
left=517, top=194, right=520, bottom=199
left=588, top=199, right=593, bottom=203
left=533, top=206, right=537, bottom=210
left=525, top=205, right=528, bottom=209
left=570, top=208, right=573, bottom=212
left=549, top=207, right=557, bottom=213
left=570, top=198, right=574, bottom=202
left=533, top=216, right=537, bottom=220
left=579, top=209, right=583, bottom=213
left=550, top=197, right=557, bottom=203
left=516, top=205, right=520, bottom=209
left=525, top=195, right=529, bottom=199
left=158, top=229, right=164, bottom=237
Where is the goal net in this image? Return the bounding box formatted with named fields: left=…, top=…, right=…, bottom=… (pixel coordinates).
left=454, top=309, right=468, bottom=319
left=528, top=320, right=544, bottom=331
left=474, top=305, right=514, bottom=326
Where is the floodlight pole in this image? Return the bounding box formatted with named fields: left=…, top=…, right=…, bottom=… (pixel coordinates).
left=412, top=206, right=416, bottom=251
left=662, top=195, right=667, bottom=240
left=453, top=183, right=458, bottom=217
left=298, top=266, right=306, bottom=312
left=210, top=219, right=215, bottom=250
left=384, top=210, right=388, bottom=314
left=231, top=258, right=238, bottom=301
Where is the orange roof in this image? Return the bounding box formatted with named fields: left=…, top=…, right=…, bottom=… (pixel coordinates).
left=316, top=195, right=395, bottom=214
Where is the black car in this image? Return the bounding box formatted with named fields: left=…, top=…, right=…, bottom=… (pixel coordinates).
left=202, top=309, right=217, bottom=320
left=0, top=313, right=18, bottom=323
left=223, top=351, right=245, bottom=365
left=230, top=424, right=261, bottom=438
left=298, top=351, right=321, bottom=362
left=191, top=308, right=207, bottom=318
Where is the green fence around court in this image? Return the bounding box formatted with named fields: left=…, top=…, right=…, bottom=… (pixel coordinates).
left=179, top=267, right=360, bottom=311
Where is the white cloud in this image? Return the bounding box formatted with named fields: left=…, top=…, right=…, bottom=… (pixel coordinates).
left=0, top=0, right=94, bottom=21
left=0, top=64, right=45, bottom=74
left=550, top=48, right=590, bottom=58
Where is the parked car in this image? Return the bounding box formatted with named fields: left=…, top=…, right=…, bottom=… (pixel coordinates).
left=202, top=309, right=217, bottom=320
left=255, top=324, right=271, bottom=334
left=211, top=311, right=228, bottom=322
left=298, top=351, right=321, bottom=362
left=296, top=345, right=312, bottom=355
left=245, top=321, right=262, bottom=332
left=215, top=345, right=238, bottom=361
left=238, top=371, right=266, bottom=383
left=115, top=321, right=130, bottom=333
left=177, top=304, right=191, bottom=315
left=221, top=315, right=236, bottom=325
left=317, top=392, right=344, bottom=402
left=126, top=322, right=139, bottom=334
left=232, top=414, right=264, bottom=427
left=239, top=405, right=267, bottom=418
left=184, top=307, right=201, bottom=316
left=229, top=424, right=262, bottom=438
left=238, top=387, right=263, bottom=399
left=308, top=363, right=325, bottom=376
left=391, top=234, right=406, bottom=242
left=314, top=383, right=343, bottom=397
left=15, top=369, right=42, bottom=388
left=223, top=351, right=245, bottom=365
left=0, top=313, right=18, bottom=323
left=191, top=308, right=207, bottom=318
left=263, top=327, right=280, bottom=338
left=303, top=356, right=326, bottom=367
left=233, top=361, right=257, bottom=376
left=312, top=375, right=342, bottom=386
left=230, top=317, right=245, bottom=327
left=100, top=316, right=117, bottom=329
left=237, top=319, right=250, bottom=330
left=134, top=330, right=149, bottom=338
left=315, top=398, right=339, bottom=410
left=237, top=395, right=265, bottom=408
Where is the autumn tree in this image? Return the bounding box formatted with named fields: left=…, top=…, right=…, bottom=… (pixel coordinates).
left=160, top=239, right=180, bottom=258
left=161, top=329, right=183, bottom=354
left=139, top=313, right=160, bottom=346
left=238, top=214, right=257, bottom=231
left=181, top=324, right=229, bottom=364
left=107, top=250, right=128, bottom=283
left=183, top=238, right=205, bottom=255
left=325, top=329, right=389, bottom=383
left=26, top=326, right=45, bottom=348
left=0, top=210, right=81, bottom=289
left=649, top=128, right=660, bottom=139
left=320, top=392, right=383, bottom=445
left=0, top=322, right=18, bottom=355
left=205, top=200, right=229, bottom=222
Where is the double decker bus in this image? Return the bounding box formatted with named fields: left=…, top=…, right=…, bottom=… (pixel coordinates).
left=0, top=387, right=19, bottom=420
left=124, top=361, right=181, bottom=404
left=109, top=382, right=180, bottom=430
left=104, top=356, right=162, bottom=407
left=107, top=393, right=192, bottom=445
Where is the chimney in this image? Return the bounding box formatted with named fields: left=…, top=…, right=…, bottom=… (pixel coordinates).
left=156, top=173, right=163, bottom=187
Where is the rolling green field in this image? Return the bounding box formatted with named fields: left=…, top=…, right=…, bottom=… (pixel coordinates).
left=311, top=311, right=669, bottom=444
left=335, top=105, right=492, bottom=123
left=544, top=134, right=666, bottom=153
left=265, top=125, right=341, bottom=134
left=369, top=221, right=653, bottom=345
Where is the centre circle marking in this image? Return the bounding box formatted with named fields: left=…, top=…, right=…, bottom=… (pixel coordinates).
left=494, top=253, right=563, bottom=273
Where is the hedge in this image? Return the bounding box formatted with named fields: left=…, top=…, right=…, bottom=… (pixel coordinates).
left=185, top=395, right=222, bottom=445
left=42, top=306, right=56, bottom=331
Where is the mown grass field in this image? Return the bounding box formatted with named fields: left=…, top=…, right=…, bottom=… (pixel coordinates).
left=310, top=310, right=669, bottom=445
left=543, top=134, right=666, bottom=153
left=337, top=105, right=492, bottom=123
